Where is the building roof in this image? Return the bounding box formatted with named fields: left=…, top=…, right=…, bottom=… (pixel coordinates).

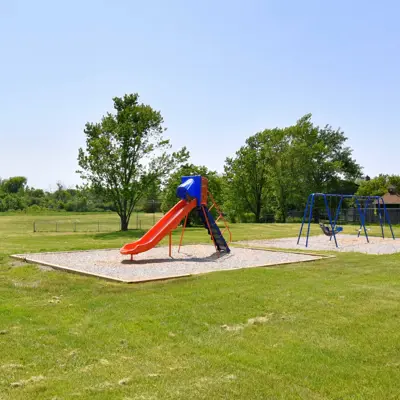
left=374, top=192, right=400, bottom=205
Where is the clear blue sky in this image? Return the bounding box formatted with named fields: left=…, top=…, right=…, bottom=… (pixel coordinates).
left=1, top=0, right=399, bottom=190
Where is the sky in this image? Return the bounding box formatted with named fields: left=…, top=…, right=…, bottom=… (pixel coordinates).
left=0, top=0, right=399, bottom=190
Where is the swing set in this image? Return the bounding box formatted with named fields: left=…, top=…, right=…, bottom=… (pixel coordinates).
left=297, top=193, right=396, bottom=248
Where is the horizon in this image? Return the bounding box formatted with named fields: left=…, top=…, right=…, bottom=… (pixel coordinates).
left=1, top=0, right=399, bottom=190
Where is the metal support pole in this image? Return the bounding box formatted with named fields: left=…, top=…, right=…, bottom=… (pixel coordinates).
left=332, top=196, right=343, bottom=229
left=330, top=196, right=343, bottom=242
left=357, top=197, right=371, bottom=238
left=169, top=231, right=172, bottom=257
left=323, top=194, right=338, bottom=247
left=381, top=198, right=395, bottom=240
left=297, top=195, right=311, bottom=245
left=377, top=197, right=385, bottom=239
left=355, top=197, right=369, bottom=243
left=305, top=194, right=315, bottom=248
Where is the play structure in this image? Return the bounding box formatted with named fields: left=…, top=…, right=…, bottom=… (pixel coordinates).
left=120, top=176, right=231, bottom=258
left=297, top=193, right=395, bottom=247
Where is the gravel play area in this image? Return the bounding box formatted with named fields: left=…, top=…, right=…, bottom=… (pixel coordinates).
left=12, top=245, right=323, bottom=283
left=238, top=234, right=400, bottom=255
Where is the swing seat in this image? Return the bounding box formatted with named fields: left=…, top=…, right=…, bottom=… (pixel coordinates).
left=319, top=223, right=343, bottom=237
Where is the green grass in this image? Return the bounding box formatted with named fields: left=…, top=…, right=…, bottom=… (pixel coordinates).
left=1, top=213, right=400, bottom=399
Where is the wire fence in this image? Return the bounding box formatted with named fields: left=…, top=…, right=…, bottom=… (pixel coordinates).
left=8, top=208, right=400, bottom=234
left=32, top=213, right=163, bottom=233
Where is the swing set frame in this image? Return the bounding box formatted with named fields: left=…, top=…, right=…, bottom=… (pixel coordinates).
left=297, top=193, right=396, bottom=248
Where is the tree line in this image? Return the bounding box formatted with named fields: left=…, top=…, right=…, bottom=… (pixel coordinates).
left=2, top=93, right=399, bottom=229
left=0, top=179, right=113, bottom=213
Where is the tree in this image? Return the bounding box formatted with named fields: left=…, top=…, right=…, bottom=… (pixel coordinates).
left=25, top=187, right=45, bottom=207
left=356, top=174, right=400, bottom=197
left=258, top=127, right=301, bottom=222
left=224, top=134, right=271, bottom=222
left=290, top=114, right=362, bottom=195
left=1, top=176, right=27, bottom=193
left=2, top=194, right=25, bottom=211
left=223, top=114, right=362, bottom=223
left=224, top=127, right=304, bottom=222
left=77, top=94, right=188, bottom=230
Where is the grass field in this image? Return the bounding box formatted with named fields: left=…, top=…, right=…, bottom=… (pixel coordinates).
left=1, top=213, right=400, bottom=399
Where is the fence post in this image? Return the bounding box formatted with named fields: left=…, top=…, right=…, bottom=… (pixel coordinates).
left=56, top=222, right=58, bottom=232
left=33, top=221, right=36, bottom=233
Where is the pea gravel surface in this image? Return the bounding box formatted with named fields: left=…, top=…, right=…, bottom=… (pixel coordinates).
left=237, top=234, right=400, bottom=255
left=12, top=245, right=323, bottom=283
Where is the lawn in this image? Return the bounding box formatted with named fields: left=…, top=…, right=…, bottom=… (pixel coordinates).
left=1, top=213, right=400, bottom=399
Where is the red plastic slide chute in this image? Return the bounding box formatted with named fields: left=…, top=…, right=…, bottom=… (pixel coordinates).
left=120, top=198, right=197, bottom=256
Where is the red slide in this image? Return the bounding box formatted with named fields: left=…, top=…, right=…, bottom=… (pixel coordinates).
left=120, top=198, right=197, bottom=256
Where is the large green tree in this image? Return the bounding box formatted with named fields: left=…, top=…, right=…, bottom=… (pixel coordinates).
left=258, top=127, right=301, bottom=222
left=224, top=134, right=271, bottom=222
left=78, top=94, right=188, bottom=230
left=290, top=114, right=362, bottom=195
left=224, top=127, right=302, bottom=222
left=224, top=114, right=362, bottom=222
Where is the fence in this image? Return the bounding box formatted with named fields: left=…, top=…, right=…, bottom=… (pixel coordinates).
left=32, top=212, right=163, bottom=233
left=26, top=208, right=400, bottom=233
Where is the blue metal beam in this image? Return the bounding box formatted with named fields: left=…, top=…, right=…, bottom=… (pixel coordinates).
left=330, top=196, right=343, bottom=242
left=354, top=197, right=369, bottom=243
left=357, top=197, right=372, bottom=238
left=377, top=197, right=385, bottom=239
left=305, top=194, right=315, bottom=248
left=381, top=198, right=396, bottom=240
left=297, top=194, right=311, bottom=245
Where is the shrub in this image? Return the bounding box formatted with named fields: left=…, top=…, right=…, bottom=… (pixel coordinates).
left=240, top=213, right=256, bottom=223
left=26, top=205, right=42, bottom=213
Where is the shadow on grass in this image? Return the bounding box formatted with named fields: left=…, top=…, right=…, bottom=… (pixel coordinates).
left=92, top=229, right=146, bottom=240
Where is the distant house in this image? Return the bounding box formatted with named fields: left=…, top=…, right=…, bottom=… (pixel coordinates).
left=375, top=185, right=400, bottom=208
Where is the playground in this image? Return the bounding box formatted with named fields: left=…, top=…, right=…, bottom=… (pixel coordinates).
left=10, top=183, right=399, bottom=282
left=11, top=177, right=328, bottom=282
left=12, top=245, right=323, bottom=283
